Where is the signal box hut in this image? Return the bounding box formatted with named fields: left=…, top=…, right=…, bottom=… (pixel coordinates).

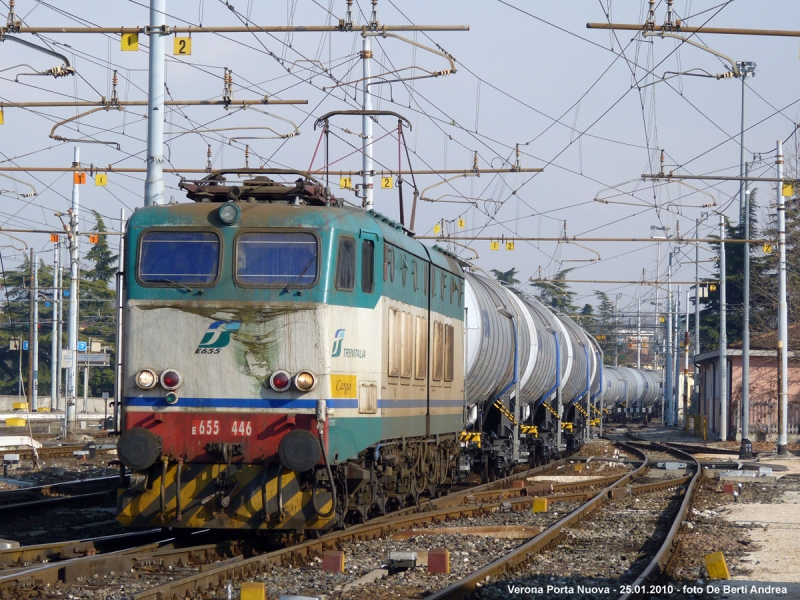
left=694, top=326, right=800, bottom=442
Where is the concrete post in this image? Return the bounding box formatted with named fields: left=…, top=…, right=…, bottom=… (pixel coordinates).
left=665, top=252, right=673, bottom=426
left=50, top=243, right=59, bottom=411
left=361, top=34, right=374, bottom=209
left=144, top=0, right=166, bottom=206
left=719, top=215, right=728, bottom=441
left=66, top=147, right=80, bottom=433
left=32, top=253, right=38, bottom=411
left=777, top=140, right=788, bottom=454
left=740, top=162, right=752, bottom=457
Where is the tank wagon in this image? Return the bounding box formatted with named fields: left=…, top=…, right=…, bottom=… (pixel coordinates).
left=115, top=169, right=661, bottom=533
left=602, top=366, right=661, bottom=422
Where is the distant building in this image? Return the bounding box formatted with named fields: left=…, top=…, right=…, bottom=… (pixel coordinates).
left=694, top=327, right=800, bottom=442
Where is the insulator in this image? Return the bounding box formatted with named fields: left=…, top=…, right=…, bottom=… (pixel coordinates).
left=244, top=145, right=250, bottom=169
left=111, top=70, right=119, bottom=102
left=473, top=151, right=478, bottom=171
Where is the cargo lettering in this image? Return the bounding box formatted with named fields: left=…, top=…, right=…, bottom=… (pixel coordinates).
left=330, top=375, right=357, bottom=399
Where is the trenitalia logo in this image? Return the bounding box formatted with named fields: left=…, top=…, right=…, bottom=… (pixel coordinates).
left=197, top=320, right=242, bottom=351
left=331, top=329, right=345, bottom=357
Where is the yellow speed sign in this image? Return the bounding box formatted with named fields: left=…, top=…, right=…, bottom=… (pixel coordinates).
left=763, top=243, right=773, bottom=254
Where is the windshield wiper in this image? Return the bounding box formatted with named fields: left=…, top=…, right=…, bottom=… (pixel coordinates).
left=282, top=253, right=317, bottom=293
left=151, top=278, right=196, bottom=293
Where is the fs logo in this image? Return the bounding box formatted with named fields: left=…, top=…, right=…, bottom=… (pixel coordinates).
left=196, top=320, right=241, bottom=354
left=331, top=329, right=346, bottom=357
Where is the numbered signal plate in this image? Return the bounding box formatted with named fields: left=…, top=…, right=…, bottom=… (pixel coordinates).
left=174, top=37, right=192, bottom=55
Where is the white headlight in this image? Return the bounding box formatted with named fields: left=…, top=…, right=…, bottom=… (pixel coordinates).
left=135, top=369, right=158, bottom=390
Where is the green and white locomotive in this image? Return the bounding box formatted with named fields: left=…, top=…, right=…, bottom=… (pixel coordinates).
left=116, top=169, right=659, bottom=532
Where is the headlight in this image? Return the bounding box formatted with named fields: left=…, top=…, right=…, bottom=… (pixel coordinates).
left=218, top=203, right=241, bottom=225
left=294, top=371, right=317, bottom=392
left=269, top=370, right=291, bottom=392
left=135, top=369, right=158, bottom=390
left=160, top=369, right=183, bottom=391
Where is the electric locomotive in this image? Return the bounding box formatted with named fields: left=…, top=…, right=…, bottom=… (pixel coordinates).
left=115, top=169, right=661, bottom=532
left=117, top=170, right=465, bottom=531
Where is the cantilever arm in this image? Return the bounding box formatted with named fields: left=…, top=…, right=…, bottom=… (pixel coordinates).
left=642, top=31, right=740, bottom=77
left=1, top=35, right=75, bottom=78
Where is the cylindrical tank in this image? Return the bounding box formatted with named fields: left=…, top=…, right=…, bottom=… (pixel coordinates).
left=638, top=369, right=662, bottom=406
left=464, top=273, right=522, bottom=406
left=519, top=296, right=562, bottom=406
left=558, top=314, right=597, bottom=404
left=464, top=270, right=664, bottom=414
left=601, top=367, right=625, bottom=406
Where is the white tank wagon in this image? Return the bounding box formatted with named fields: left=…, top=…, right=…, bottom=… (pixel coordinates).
left=464, top=274, right=581, bottom=410
left=601, top=367, right=662, bottom=408
left=558, top=314, right=598, bottom=406
left=462, top=270, right=664, bottom=465
left=637, top=369, right=662, bottom=406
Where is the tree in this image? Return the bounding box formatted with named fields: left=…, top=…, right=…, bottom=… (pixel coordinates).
left=0, top=212, right=117, bottom=398
left=697, top=190, right=775, bottom=352
left=490, top=268, right=521, bottom=286
left=576, top=303, right=594, bottom=327
left=85, top=211, right=117, bottom=282
left=748, top=185, right=800, bottom=348
left=530, top=268, right=577, bottom=314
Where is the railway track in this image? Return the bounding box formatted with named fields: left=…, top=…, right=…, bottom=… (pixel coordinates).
left=0, top=439, right=683, bottom=600
left=0, top=439, right=696, bottom=599
left=402, top=436, right=699, bottom=600
left=0, top=475, right=119, bottom=513
left=0, top=452, right=625, bottom=597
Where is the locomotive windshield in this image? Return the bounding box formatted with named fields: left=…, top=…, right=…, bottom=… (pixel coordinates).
left=235, top=231, right=318, bottom=287
left=139, top=231, right=220, bottom=285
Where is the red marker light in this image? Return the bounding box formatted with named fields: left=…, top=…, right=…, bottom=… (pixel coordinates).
left=160, top=369, right=183, bottom=390
left=270, top=370, right=291, bottom=392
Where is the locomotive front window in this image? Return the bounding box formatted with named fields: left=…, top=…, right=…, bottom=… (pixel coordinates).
left=235, top=232, right=318, bottom=287
left=139, top=231, right=220, bottom=285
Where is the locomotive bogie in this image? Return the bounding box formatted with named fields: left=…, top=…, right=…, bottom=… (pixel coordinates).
left=117, top=462, right=334, bottom=530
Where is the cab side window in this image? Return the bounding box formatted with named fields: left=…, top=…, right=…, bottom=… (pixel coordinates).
left=361, top=240, right=375, bottom=293
left=335, top=236, right=356, bottom=291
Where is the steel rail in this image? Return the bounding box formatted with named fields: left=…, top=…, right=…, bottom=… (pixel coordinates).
left=0, top=490, right=112, bottom=512
left=0, top=537, right=242, bottom=593
left=0, top=542, right=163, bottom=592
left=618, top=435, right=704, bottom=600
left=0, top=530, right=163, bottom=567
left=423, top=441, right=650, bottom=600
left=117, top=442, right=648, bottom=600
left=116, top=480, right=637, bottom=600
left=374, top=456, right=643, bottom=521
left=0, top=475, right=119, bottom=506
left=662, top=440, right=760, bottom=457
left=14, top=445, right=116, bottom=460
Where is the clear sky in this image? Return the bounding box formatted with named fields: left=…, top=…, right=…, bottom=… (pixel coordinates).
left=1, top=0, right=799, bottom=319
